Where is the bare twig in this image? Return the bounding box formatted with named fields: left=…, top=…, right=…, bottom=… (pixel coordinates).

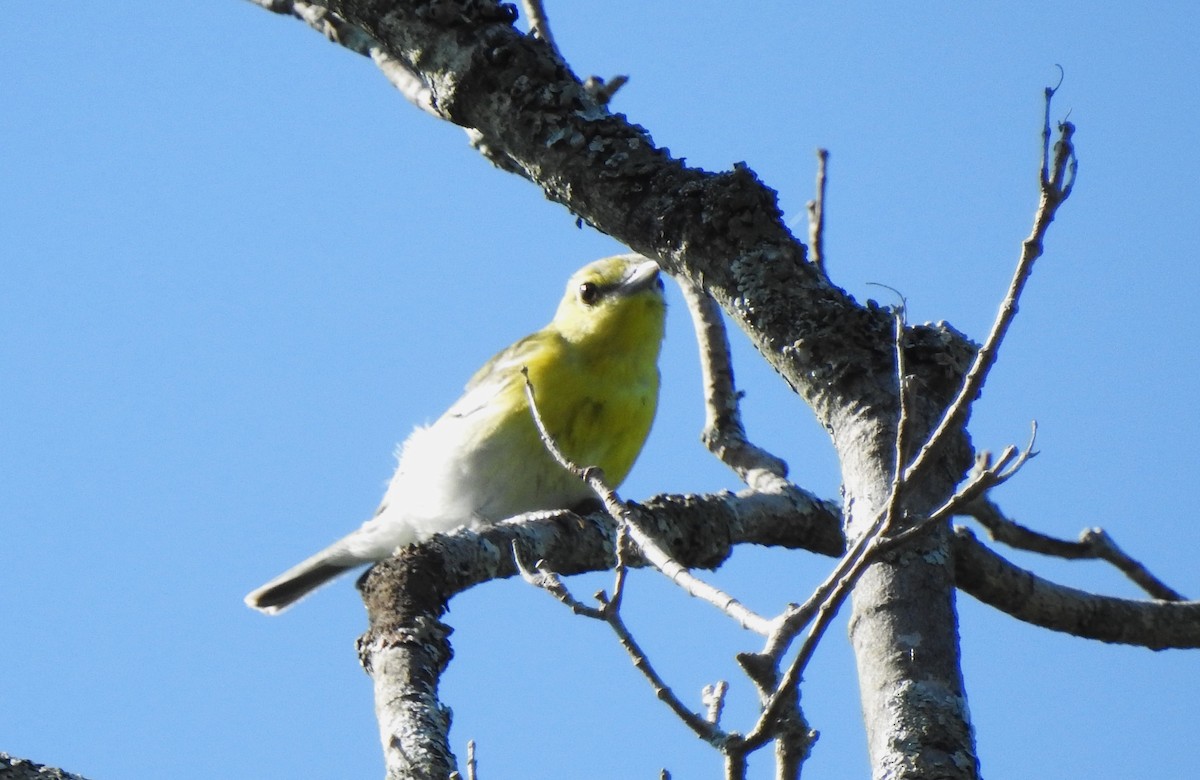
left=881, top=425, right=1038, bottom=553
left=743, top=109, right=1060, bottom=730
left=679, top=280, right=790, bottom=491
left=512, top=542, right=604, bottom=618
left=521, top=369, right=774, bottom=635
left=602, top=589, right=730, bottom=746
left=748, top=357, right=1034, bottom=747
left=806, top=149, right=829, bottom=276
left=516, top=371, right=751, bottom=748
left=744, top=543, right=866, bottom=748
left=754, top=312, right=918, bottom=665
left=960, top=497, right=1185, bottom=601
left=515, top=532, right=728, bottom=745
left=465, top=740, right=477, bottom=780
left=369, top=48, right=441, bottom=118
left=625, top=519, right=774, bottom=635
left=902, top=84, right=1076, bottom=487
left=703, top=681, right=729, bottom=725
left=883, top=297, right=912, bottom=532
left=754, top=300, right=911, bottom=655
left=583, top=74, right=630, bottom=106
left=758, top=490, right=897, bottom=662
left=520, top=0, right=560, bottom=58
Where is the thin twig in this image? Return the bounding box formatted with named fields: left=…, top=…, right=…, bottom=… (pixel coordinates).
left=752, top=428, right=1040, bottom=716
left=521, top=369, right=775, bottom=635
left=744, top=538, right=870, bottom=748
left=515, top=536, right=728, bottom=745
left=758, top=496, right=891, bottom=660
left=599, top=588, right=729, bottom=745
left=806, top=149, right=829, bottom=276
left=520, top=0, right=561, bottom=58
left=624, top=518, right=774, bottom=635
left=754, top=298, right=908, bottom=661
left=369, top=48, right=441, bottom=118
left=679, top=280, right=790, bottom=491
left=880, top=424, right=1038, bottom=554
left=960, top=497, right=1185, bottom=601
left=702, top=681, right=729, bottom=725
left=516, top=371, right=750, bottom=748
left=902, top=85, right=1076, bottom=487
left=583, top=74, right=630, bottom=106
left=883, top=296, right=912, bottom=532
left=607, top=523, right=633, bottom=613
left=512, top=542, right=604, bottom=618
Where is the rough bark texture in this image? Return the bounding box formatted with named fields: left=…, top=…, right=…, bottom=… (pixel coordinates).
left=358, top=547, right=458, bottom=780
left=0, top=754, right=90, bottom=780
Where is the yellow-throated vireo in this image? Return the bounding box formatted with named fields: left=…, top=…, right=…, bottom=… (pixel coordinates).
left=245, top=255, right=666, bottom=613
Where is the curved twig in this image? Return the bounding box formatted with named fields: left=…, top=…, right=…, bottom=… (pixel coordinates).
left=679, top=280, right=790, bottom=490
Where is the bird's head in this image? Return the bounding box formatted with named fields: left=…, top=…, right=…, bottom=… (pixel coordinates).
left=551, top=255, right=667, bottom=356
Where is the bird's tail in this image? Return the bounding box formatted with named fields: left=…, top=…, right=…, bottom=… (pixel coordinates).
left=244, top=541, right=365, bottom=615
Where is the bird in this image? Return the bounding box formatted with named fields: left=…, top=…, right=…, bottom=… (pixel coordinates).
left=244, top=255, right=667, bottom=613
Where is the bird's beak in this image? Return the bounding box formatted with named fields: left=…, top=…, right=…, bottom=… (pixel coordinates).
left=617, top=259, right=662, bottom=296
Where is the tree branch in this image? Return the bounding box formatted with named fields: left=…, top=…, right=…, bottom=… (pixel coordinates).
left=516, top=535, right=732, bottom=747
left=806, top=148, right=829, bottom=277
left=960, top=497, right=1185, bottom=601
left=249, top=0, right=933, bottom=423
left=953, top=527, right=1200, bottom=649
left=0, top=754, right=90, bottom=780
left=902, top=88, right=1075, bottom=487
left=519, top=0, right=560, bottom=57
left=679, top=279, right=790, bottom=490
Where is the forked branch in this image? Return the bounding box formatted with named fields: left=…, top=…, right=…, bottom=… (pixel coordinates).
left=903, top=84, right=1076, bottom=486
left=960, top=497, right=1185, bottom=601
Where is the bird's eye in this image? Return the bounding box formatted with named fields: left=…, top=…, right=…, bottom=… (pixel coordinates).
left=578, top=281, right=600, bottom=305
left=654, top=276, right=665, bottom=290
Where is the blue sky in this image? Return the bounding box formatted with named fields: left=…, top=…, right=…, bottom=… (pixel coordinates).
left=3, top=2, right=1198, bottom=778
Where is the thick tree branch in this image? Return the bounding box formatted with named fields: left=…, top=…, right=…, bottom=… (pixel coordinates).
left=953, top=527, right=1200, bottom=649
left=350, top=487, right=1197, bottom=776
left=250, top=0, right=944, bottom=427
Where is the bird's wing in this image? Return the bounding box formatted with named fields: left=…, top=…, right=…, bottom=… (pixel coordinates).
left=446, top=330, right=561, bottom=418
